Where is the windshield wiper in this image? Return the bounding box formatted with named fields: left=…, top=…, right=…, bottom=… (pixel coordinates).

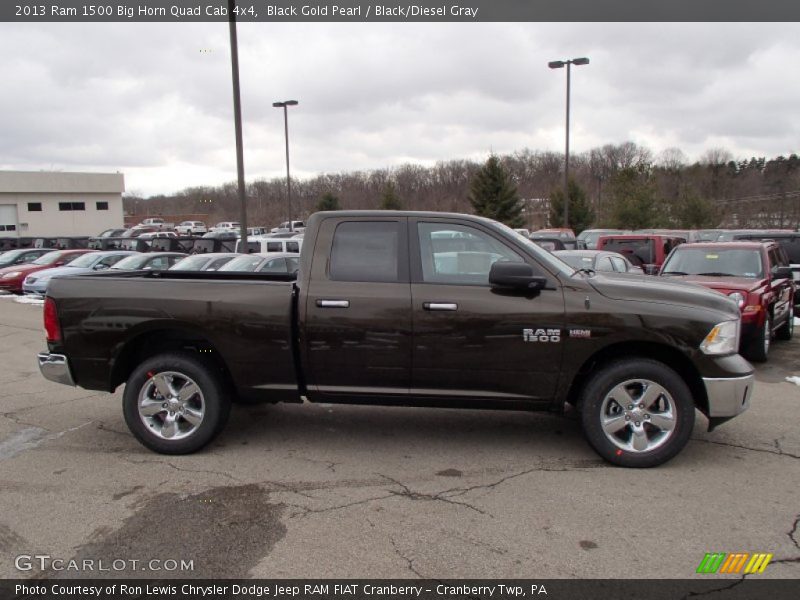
left=661, top=271, right=688, bottom=275
left=697, top=272, right=735, bottom=277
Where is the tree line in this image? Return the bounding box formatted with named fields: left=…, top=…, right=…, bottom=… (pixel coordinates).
left=124, top=142, right=800, bottom=233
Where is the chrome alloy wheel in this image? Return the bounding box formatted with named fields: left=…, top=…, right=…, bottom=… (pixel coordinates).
left=599, top=379, right=677, bottom=453
left=138, top=371, right=205, bottom=440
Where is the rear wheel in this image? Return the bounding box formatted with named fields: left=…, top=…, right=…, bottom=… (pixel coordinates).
left=580, top=359, right=695, bottom=468
left=123, top=352, right=230, bottom=454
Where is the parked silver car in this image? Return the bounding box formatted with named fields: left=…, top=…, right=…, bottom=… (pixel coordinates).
left=22, top=251, right=138, bottom=295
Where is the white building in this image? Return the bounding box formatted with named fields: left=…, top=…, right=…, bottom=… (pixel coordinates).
left=0, top=170, right=125, bottom=237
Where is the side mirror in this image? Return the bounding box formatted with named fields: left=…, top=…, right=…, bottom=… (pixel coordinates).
left=489, top=262, right=547, bottom=291
left=54, top=261, right=65, bottom=267
left=93, top=263, right=110, bottom=271
left=644, top=264, right=660, bottom=275
left=775, top=266, right=792, bottom=279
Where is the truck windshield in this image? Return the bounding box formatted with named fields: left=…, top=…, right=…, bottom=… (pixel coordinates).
left=599, top=239, right=654, bottom=266
left=662, top=248, right=764, bottom=278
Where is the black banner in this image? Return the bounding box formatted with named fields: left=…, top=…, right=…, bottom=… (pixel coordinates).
left=2, top=0, right=800, bottom=22
left=3, top=580, right=800, bottom=600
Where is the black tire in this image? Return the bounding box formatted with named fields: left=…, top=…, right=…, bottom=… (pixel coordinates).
left=745, top=315, right=771, bottom=362
left=123, top=352, right=231, bottom=454
left=580, top=359, right=695, bottom=468
left=775, top=310, right=794, bottom=341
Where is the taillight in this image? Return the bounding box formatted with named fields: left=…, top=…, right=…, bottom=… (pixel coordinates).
left=44, top=297, right=61, bottom=342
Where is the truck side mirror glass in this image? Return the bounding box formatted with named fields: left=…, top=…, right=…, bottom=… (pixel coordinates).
left=489, top=262, right=546, bottom=291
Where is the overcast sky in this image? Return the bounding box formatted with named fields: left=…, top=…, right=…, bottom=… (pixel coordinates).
left=1, top=22, right=798, bottom=196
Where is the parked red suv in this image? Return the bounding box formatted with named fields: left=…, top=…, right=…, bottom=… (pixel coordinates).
left=659, top=241, right=794, bottom=361
left=0, top=249, right=96, bottom=294
left=596, top=235, right=685, bottom=275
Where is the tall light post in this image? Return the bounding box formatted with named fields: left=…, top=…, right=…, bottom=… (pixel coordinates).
left=228, top=0, right=248, bottom=251
left=273, top=100, right=298, bottom=231
left=548, top=57, right=589, bottom=229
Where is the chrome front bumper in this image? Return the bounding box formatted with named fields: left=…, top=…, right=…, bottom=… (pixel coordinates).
left=37, top=353, right=76, bottom=386
left=703, top=374, right=754, bottom=418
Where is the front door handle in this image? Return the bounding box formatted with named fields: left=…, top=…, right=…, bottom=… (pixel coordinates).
left=423, top=302, right=458, bottom=311
left=317, top=300, right=350, bottom=308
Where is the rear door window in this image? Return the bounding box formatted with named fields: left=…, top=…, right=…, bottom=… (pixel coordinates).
left=610, top=256, right=628, bottom=272
left=596, top=256, right=615, bottom=272
left=330, top=221, right=402, bottom=283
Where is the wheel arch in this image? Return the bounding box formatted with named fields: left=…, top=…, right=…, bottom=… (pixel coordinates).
left=564, top=341, right=708, bottom=416
left=109, top=327, right=235, bottom=396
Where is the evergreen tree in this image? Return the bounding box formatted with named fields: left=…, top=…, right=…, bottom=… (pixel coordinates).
left=548, top=179, right=594, bottom=234
left=316, top=192, right=341, bottom=212
left=607, top=166, right=664, bottom=229
left=380, top=182, right=403, bottom=210
left=468, top=155, right=524, bottom=227
left=673, top=191, right=717, bottom=228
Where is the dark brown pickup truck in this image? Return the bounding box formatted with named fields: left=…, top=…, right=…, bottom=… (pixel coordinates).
left=38, top=211, right=755, bottom=467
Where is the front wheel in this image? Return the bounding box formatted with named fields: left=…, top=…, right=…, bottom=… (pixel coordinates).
left=776, top=309, right=794, bottom=341
left=123, top=352, right=231, bottom=454
left=745, top=315, right=771, bottom=362
left=580, top=359, right=695, bottom=468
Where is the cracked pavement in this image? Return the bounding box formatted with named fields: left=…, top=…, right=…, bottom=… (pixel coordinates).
left=0, top=299, right=799, bottom=579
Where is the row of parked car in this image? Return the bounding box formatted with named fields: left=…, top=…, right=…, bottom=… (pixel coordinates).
left=0, top=247, right=302, bottom=296
left=120, top=218, right=308, bottom=238
left=0, top=227, right=305, bottom=256
left=3, top=222, right=798, bottom=364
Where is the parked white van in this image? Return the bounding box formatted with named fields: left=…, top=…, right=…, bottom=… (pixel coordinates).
left=235, top=236, right=302, bottom=254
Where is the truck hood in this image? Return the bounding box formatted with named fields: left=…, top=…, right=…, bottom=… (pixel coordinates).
left=661, top=274, right=763, bottom=294
left=587, top=272, right=739, bottom=316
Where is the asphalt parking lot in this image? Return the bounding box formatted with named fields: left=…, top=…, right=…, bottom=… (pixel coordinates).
left=0, top=295, right=798, bottom=580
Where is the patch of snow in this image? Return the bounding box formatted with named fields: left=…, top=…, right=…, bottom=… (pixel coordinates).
left=14, top=296, right=44, bottom=305
left=786, top=376, right=800, bottom=386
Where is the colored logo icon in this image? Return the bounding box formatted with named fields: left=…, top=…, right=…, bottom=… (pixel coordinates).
left=696, top=552, right=773, bottom=574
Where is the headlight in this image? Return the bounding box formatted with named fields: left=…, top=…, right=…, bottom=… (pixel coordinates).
left=728, top=291, right=746, bottom=309
left=2, top=271, right=22, bottom=279
left=700, top=320, right=740, bottom=355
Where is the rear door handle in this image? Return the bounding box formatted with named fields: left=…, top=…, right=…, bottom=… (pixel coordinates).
left=317, top=299, right=350, bottom=308
left=423, top=302, right=458, bottom=311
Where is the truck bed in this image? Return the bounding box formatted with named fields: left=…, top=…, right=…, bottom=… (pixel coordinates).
left=47, top=270, right=300, bottom=403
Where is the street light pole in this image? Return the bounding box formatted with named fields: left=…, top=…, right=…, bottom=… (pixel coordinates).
left=227, top=0, right=248, bottom=251
left=273, top=100, right=298, bottom=232
left=548, top=57, right=589, bottom=229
